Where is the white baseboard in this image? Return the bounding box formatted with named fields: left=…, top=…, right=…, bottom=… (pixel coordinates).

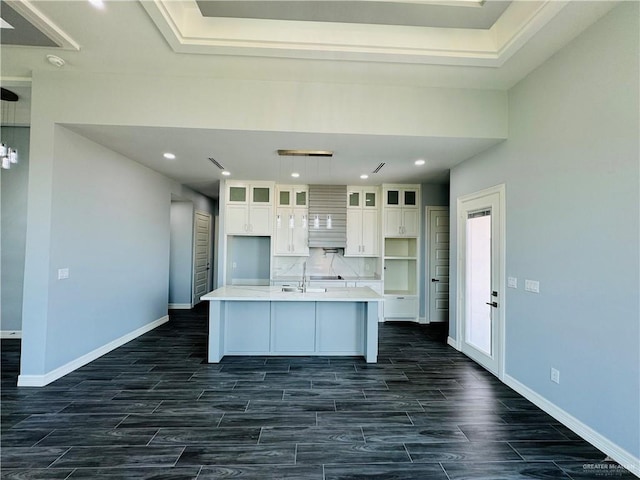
left=418, top=316, right=428, bottom=324
left=447, top=336, right=459, bottom=350
left=504, top=374, right=640, bottom=477
left=168, top=303, right=192, bottom=310
left=1, top=330, right=22, bottom=339
left=17, top=316, right=169, bottom=387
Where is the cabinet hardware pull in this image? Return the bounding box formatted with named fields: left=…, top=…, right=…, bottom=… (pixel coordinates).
left=485, top=301, right=498, bottom=308
left=431, top=278, right=439, bottom=282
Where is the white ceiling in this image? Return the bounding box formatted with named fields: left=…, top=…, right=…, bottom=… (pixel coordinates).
left=64, top=124, right=503, bottom=197
left=0, top=0, right=617, bottom=198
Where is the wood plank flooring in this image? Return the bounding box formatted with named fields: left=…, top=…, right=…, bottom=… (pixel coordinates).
left=1, top=305, right=634, bottom=479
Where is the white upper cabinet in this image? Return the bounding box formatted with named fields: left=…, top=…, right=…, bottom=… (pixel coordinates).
left=346, top=186, right=379, bottom=257
left=383, top=185, right=419, bottom=237
left=274, top=185, right=309, bottom=256
left=225, top=182, right=274, bottom=235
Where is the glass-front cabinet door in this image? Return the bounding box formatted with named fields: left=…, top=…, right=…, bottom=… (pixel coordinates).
left=228, top=185, right=248, bottom=204
left=386, top=189, right=400, bottom=207
left=252, top=186, right=271, bottom=204
left=279, top=190, right=291, bottom=207
left=364, top=191, right=377, bottom=209
left=348, top=190, right=361, bottom=208
left=294, top=190, right=307, bottom=207
left=403, top=190, right=417, bottom=207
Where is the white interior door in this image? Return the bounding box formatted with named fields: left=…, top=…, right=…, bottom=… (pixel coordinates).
left=193, top=211, right=212, bottom=304
left=457, top=186, right=504, bottom=377
left=427, top=207, right=449, bottom=323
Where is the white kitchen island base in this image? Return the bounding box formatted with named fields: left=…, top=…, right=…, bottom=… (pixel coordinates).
left=202, top=286, right=381, bottom=363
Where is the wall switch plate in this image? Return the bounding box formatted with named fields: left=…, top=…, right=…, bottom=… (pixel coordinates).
left=508, top=277, right=518, bottom=288
left=551, top=367, right=560, bottom=384
left=524, top=279, right=540, bottom=293
left=58, top=268, right=69, bottom=280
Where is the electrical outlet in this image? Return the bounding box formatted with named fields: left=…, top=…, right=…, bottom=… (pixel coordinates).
left=524, top=279, right=540, bottom=293
left=508, top=277, right=518, bottom=288
left=232, top=262, right=237, bottom=269
left=551, top=367, right=560, bottom=384
left=58, top=268, right=69, bottom=280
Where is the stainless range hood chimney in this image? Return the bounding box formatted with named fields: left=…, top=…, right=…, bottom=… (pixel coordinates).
left=308, top=185, right=346, bottom=248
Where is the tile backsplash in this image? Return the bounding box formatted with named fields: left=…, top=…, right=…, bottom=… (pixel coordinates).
left=272, top=248, right=380, bottom=279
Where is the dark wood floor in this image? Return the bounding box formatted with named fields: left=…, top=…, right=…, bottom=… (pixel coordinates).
left=1, top=305, right=634, bottom=479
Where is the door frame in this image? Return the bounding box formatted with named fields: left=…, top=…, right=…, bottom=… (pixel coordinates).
left=424, top=205, right=450, bottom=324
left=455, top=184, right=506, bottom=380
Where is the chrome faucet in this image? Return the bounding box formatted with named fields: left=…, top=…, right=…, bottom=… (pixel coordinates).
left=301, top=261, right=307, bottom=292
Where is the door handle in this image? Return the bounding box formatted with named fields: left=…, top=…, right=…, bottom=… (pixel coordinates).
left=431, top=278, right=439, bottom=282
left=486, top=301, right=498, bottom=308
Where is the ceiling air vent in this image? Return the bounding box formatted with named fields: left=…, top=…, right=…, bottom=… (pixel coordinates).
left=277, top=149, right=333, bottom=158
left=208, top=157, right=226, bottom=170
left=372, top=162, right=385, bottom=173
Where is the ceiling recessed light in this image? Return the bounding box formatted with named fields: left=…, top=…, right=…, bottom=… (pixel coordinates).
left=291, top=172, right=300, bottom=178
left=163, top=152, right=176, bottom=160
left=360, top=174, right=369, bottom=179
left=88, top=0, right=105, bottom=9
left=414, top=159, right=426, bottom=166
left=46, top=54, right=65, bottom=68
left=221, top=171, right=231, bottom=176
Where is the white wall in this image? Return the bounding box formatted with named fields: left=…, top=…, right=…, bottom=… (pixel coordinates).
left=31, top=70, right=507, bottom=140
left=1, top=127, right=29, bottom=333
left=449, top=2, right=639, bottom=461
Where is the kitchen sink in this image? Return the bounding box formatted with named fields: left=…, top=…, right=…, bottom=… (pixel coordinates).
left=281, top=287, right=327, bottom=293
left=281, top=286, right=303, bottom=293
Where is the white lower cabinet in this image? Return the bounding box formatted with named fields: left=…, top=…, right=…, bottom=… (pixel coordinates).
left=383, top=295, right=418, bottom=319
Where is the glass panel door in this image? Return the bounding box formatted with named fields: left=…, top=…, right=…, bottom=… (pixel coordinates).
left=465, top=210, right=492, bottom=355
left=349, top=191, right=361, bottom=207
left=458, top=186, right=504, bottom=377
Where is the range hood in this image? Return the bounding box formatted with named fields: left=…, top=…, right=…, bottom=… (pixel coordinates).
left=308, top=185, right=347, bottom=248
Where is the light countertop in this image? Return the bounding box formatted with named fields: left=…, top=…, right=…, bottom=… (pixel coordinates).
left=202, top=285, right=382, bottom=302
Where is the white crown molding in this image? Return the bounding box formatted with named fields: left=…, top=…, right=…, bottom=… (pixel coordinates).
left=140, top=0, right=570, bottom=66
left=5, top=0, right=80, bottom=51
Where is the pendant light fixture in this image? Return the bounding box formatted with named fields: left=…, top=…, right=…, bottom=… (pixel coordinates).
left=1, top=88, right=19, bottom=170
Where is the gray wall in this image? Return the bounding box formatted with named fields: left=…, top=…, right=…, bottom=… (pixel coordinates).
left=1, top=127, right=29, bottom=332
left=20, top=125, right=214, bottom=376
left=169, top=201, right=194, bottom=306
left=419, top=183, right=449, bottom=320
left=226, top=236, right=271, bottom=284
left=449, top=3, right=638, bottom=457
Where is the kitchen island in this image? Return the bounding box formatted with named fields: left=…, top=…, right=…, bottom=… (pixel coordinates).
left=201, top=285, right=382, bottom=363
